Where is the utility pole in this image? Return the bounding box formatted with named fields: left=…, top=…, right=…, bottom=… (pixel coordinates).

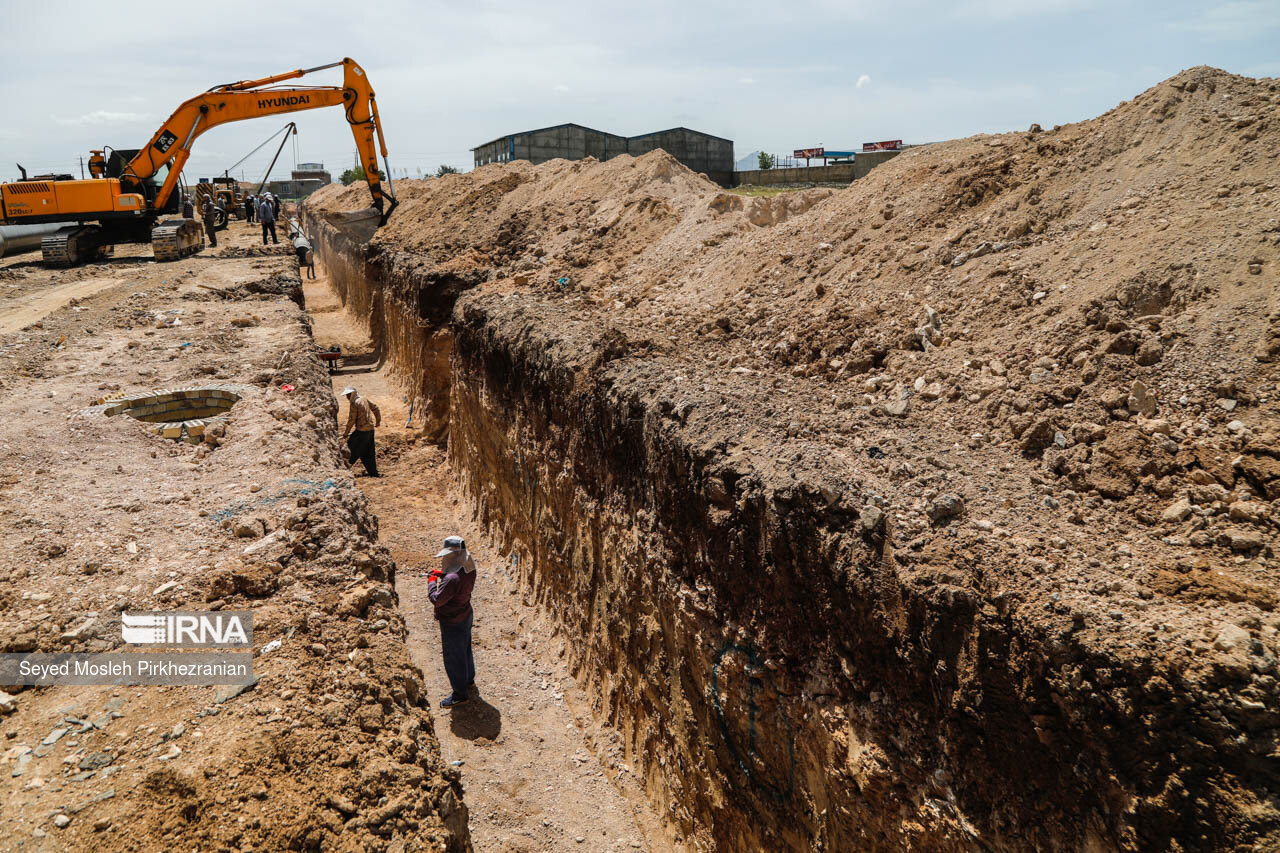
left=79, top=156, right=84, bottom=180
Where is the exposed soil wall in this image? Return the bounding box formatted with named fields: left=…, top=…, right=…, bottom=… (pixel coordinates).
left=445, top=293, right=1264, bottom=852
left=302, top=234, right=1276, bottom=850
left=308, top=215, right=455, bottom=440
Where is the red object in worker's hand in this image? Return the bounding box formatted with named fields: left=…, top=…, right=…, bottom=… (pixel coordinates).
left=427, top=569, right=444, bottom=583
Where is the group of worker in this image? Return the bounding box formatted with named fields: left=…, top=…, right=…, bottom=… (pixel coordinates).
left=338, top=386, right=477, bottom=709
left=180, top=190, right=283, bottom=248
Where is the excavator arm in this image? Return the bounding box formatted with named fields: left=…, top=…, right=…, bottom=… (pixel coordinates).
left=124, top=58, right=395, bottom=222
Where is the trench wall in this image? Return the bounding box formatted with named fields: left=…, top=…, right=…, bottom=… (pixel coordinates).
left=445, top=295, right=1093, bottom=851
left=303, top=217, right=1274, bottom=853
left=306, top=214, right=454, bottom=440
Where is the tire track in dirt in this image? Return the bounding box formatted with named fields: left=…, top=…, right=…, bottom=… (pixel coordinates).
left=0, top=275, right=124, bottom=334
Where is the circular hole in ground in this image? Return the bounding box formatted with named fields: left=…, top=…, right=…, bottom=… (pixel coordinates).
left=118, top=390, right=240, bottom=423
left=90, top=386, right=246, bottom=443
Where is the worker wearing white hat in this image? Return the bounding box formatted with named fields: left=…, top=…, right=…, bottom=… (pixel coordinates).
left=340, top=387, right=381, bottom=477
left=429, top=536, right=477, bottom=708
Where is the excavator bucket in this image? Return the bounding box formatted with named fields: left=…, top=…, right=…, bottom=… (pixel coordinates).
left=325, top=208, right=382, bottom=243
left=324, top=196, right=395, bottom=242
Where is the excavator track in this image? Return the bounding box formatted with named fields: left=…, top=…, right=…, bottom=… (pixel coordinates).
left=152, top=219, right=204, bottom=262
left=40, top=226, right=108, bottom=266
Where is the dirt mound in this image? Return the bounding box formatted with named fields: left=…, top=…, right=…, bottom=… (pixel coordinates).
left=216, top=245, right=294, bottom=259
left=663, top=65, right=1278, bottom=377
left=308, top=150, right=830, bottom=293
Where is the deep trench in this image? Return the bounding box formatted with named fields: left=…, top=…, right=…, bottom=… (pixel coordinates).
left=302, top=209, right=1204, bottom=853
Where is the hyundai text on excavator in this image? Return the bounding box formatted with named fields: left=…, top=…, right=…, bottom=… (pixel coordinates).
left=0, top=58, right=397, bottom=265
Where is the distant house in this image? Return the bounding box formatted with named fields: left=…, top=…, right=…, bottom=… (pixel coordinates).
left=264, top=178, right=327, bottom=200
left=291, top=162, right=332, bottom=185
left=472, top=123, right=734, bottom=186
left=261, top=163, right=331, bottom=200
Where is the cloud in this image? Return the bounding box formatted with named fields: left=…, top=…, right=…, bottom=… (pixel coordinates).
left=53, top=110, right=153, bottom=127
left=1168, top=1, right=1280, bottom=40
left=953, top=0, right=1096, bottom=19
left=6, top=0, right=1279, bottom=179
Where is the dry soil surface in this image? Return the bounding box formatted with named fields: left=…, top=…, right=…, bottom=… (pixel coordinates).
left=0, top=222, right=468, bottom=851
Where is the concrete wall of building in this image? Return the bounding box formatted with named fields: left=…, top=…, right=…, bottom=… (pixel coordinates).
left=473, top=125, right=734, bottom=185
left=473, top=139, right=509, bottom=167
left=265, top=178, right=326, bottom=199
left=734, top=163, right=857, bottom=186
left=627, top=130, right=734, bottom=177
left=732, top=150, right=902, bottom=187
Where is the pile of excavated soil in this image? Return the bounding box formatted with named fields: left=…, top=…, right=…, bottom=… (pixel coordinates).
left=310, top=64, right=1279, bottom=633
left=0, top=235, right=468, bottom=850
left=307, top=65, right=1280, bottom=848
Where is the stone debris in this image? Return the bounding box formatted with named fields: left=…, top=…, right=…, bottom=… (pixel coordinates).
left=41, top=727, right=68, bottom=746
left=927, top=494, right=965, bottom=524
left=1128, top=380, right=1157, bottom=418
left=1161, top=498, right=1193, bottom=523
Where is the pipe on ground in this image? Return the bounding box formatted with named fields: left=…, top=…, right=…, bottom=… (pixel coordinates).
left=0, top=223, right=76, bottom=258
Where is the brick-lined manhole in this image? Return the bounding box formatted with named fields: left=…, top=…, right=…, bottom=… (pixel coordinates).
left=80, top=384, right=252, bottom=443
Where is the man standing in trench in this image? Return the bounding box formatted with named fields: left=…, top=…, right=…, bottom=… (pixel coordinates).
left=340, top=386, right=381, bottom=477
left=429, top=536, right=477, bottom=708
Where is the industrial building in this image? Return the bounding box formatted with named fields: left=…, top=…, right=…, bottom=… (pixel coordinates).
left=626, top=128, right=734, bottom=185
left=472, top=123, right=734, bottom=185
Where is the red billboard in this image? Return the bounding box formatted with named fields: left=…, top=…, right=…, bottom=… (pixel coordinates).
left=862, top=140, right=903, bottom=151
left=793, top=147, right=825, bottom=159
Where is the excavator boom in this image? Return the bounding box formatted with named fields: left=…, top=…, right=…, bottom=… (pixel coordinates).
left=126, top=58, right=394, bottom=217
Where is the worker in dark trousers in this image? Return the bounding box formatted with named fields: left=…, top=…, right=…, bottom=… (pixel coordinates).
left=244, top=194, right=255, bottom=223
left=340, top=387, right=381, bottom=476
left=293, top=232, right=315, bottom=279
left=270, top=192, right=282, bottom=221
left=257, top=194, right=278, bottom=245
left=200, top=197, right=218, bottom=247
left=428, top=536, right=477, bottom=709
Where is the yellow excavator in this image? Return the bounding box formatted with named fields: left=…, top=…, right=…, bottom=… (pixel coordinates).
left=0, top=58, right=397, bottom=265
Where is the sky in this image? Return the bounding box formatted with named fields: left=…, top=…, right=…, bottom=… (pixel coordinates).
left=2, top=0, right=1277, bottom=184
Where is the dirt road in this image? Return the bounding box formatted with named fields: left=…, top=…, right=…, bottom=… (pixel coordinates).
left=304, top=267, right=678, bottom=852
left=0, top=272, right=123, bottom=334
